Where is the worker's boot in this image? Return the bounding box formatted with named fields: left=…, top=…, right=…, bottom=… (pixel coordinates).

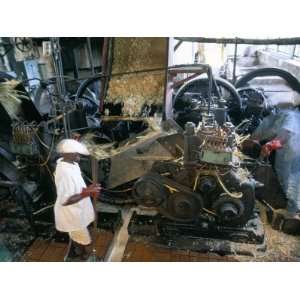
left=64, top=240, right=82, bottom=262
left=78, top=245, right=90, bottom=261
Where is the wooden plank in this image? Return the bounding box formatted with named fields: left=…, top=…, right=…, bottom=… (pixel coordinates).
left=39, top=246, right=67, bottom=262
left=23, top=230, right=114, bottom=262
left=122, top=240, right=238, bottom=262
left=23, top=240, right=50, bottom=261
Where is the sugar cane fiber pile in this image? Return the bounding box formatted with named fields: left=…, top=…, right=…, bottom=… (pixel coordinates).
left=81, top=117, right=163, bottom=160
left=236, top=204, right=300, bottom=262
left=0, top=80, right=28, bottom=120
left=106, top=38, right=167, bottom=117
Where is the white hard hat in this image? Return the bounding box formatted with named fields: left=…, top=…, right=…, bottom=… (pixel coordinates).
left=56, top=139, right=90, bottom=155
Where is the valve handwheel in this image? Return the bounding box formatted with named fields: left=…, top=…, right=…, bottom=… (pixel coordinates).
left=14, top=37, right=33, bottom=52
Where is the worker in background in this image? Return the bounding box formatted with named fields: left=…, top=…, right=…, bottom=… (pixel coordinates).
left=242, top=110, right=300, bottom=220
left=54, top=139, right=101, bottom=261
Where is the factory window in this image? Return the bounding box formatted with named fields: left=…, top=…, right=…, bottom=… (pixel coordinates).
left=265, top=44, right=300, bottom=61
left=277, top=45, right=294, bottom=56
left=266, top=44, right=278, bottom=52
left=294, top=45, right=300, bottom=58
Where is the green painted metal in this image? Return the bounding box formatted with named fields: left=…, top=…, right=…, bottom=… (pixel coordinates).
left=199, top=149, right=232, bottom=165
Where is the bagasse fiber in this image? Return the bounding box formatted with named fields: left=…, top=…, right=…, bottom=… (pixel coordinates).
left=107, top=38, right=167, bottom=116
left=0, top=80, right=26, bottom=120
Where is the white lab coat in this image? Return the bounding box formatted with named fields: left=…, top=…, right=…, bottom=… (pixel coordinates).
left=54, top=158, right=95, bottom=232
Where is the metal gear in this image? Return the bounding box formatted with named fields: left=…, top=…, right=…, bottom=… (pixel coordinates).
left=162, top=192, right=202, bottom=222
left=212, top=194, right=245, bottom=225
left=132, top=173, right=167, bottom=207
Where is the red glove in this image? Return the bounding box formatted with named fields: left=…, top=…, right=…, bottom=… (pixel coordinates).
left=81, top=183, right=101, bottom=199
left=260, top=138, right=283, bottom=158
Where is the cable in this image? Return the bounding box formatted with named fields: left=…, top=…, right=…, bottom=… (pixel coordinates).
left=193, top=173, right=199, bottom=191
left=236, top=134, right=250, bottom=145
left=260, top=199, right=275, bottom=212
left=164, top=184, right=179, bottom=193
left=39, top=133, right=56, bottom=166
left=44, top=164, right=55, bottom=184
left=215, top=171, right=243, bottom=199
left=34, top=132, right=50, bottom=149
left=201, top=207, right=217, bottom=216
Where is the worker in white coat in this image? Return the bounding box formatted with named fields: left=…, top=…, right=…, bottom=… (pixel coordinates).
left=54, top=139, right=101, bottom=261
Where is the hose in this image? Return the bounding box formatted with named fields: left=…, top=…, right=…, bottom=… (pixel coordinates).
left=39, top=133, right=56, bottom=166
left=215, top=172, right=243, bottom=199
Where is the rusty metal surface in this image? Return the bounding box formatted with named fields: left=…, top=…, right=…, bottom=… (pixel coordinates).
left=82, top=119, right=182, bottom=189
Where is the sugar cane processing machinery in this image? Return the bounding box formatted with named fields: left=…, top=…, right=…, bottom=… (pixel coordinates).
left=126, top=67, right=267, bottom=254
left=1, top=66, right=268, bottom=253
left=3, top=57, right=299, bottom=257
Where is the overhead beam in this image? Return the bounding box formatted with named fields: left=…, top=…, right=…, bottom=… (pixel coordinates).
left=175, top=37, right=300, bottom=45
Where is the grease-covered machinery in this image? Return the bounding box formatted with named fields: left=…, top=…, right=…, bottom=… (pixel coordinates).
left=133, top=114, right=260, bottom=227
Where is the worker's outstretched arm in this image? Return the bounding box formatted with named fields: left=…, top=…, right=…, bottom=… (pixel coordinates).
left=62, top=184, right=101, bottom=206
left=63, top=194, right=85, bottom=206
